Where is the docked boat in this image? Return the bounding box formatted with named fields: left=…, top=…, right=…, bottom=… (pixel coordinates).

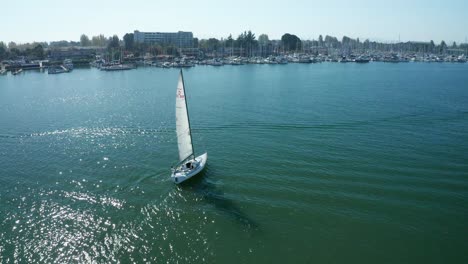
left=0, top=69, right=7, bottom=75
left=231, top=58, right=244, bottom=65
left=207, top=59, right=223, bottom=66
left=90, top=58, right=105, bottom=68
left=171, top=70, right=207, bottom=184
left=277, top=56, right=288, bottom=64
left=339, top=56, right=352, bottom=63
left=178, top=59, right=194, bottom=68
left=100, top=63, right=135, bottom=71
left=383, top=54, right=400, bottom=63
left=161, top=62, right=172, bottom=68
left=12, top=69, right=23, bottom=75
left=355, top=56, right=370, bottom=63
left=63, top=59, right=74, bottom=71
left=298, top=56, right=312, bottom=63
left=48, top=66, right=69, bottom=74
left=456, top=55, right=467, bottom=63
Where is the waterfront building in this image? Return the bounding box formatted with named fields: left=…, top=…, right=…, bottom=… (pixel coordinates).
left=49, top=47, right=102, bottom=60
left=133, top=30, right=194, bottom=48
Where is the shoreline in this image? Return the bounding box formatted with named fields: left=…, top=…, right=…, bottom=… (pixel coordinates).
left=1, top=57, right=467, bottom=74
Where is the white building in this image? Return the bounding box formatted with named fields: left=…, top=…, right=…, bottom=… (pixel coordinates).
left=134, top=31, right=193, bottom=48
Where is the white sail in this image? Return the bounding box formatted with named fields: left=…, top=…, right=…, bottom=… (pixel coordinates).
left=175, top=71, right=194, bottom=161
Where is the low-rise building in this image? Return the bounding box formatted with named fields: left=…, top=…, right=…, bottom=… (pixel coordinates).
left=48, top=47, right=101, bottom=60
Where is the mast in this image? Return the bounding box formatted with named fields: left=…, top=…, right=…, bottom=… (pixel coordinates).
left=180, top=69, right=195, bottom=158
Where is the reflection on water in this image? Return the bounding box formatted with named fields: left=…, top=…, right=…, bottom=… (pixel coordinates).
left=0, top=180, right=221, bottom=263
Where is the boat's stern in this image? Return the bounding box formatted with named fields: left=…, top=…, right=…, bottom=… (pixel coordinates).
left=171, top=153, right=207, bottom=184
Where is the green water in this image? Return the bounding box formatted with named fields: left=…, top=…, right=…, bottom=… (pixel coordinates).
left=0, top=63, right=467, bottom=263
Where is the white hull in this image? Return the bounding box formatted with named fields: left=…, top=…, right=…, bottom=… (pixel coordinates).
left=171, top=153, right=207, bottom=184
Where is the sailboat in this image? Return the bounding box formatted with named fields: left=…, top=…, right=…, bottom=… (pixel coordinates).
left=171, top=70, right=207, bottom=184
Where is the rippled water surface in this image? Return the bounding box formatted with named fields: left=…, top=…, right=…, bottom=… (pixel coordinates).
left=1, top=63, right=467, bottom=263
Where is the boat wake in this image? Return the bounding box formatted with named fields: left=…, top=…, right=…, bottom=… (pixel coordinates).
left=193, top=110, right=468, bottom=132
left=178, top=172, right=260, bottom=230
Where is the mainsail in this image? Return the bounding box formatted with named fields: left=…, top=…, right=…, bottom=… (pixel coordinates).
left=175, top=71, right=194, bottom=161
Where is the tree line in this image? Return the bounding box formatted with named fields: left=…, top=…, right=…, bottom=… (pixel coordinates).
left=1, top=31, right=467, bottom=61
left=90, top=31, right=468, bottom=56
left=0, top=34, right=120, bottom=61
left=117, top=31, right=304, bottom=57
left=0, top=41, right=46, bottom=60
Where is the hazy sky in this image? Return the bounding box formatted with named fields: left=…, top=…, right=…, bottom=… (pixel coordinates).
left=3, top=0, right=467, bottom=44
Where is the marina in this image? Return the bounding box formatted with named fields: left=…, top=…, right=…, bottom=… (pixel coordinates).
left=1, top=52, right=467, bottom=76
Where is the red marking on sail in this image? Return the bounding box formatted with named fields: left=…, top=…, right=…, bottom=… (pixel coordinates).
left=177, top=89, right=185, bottom=99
